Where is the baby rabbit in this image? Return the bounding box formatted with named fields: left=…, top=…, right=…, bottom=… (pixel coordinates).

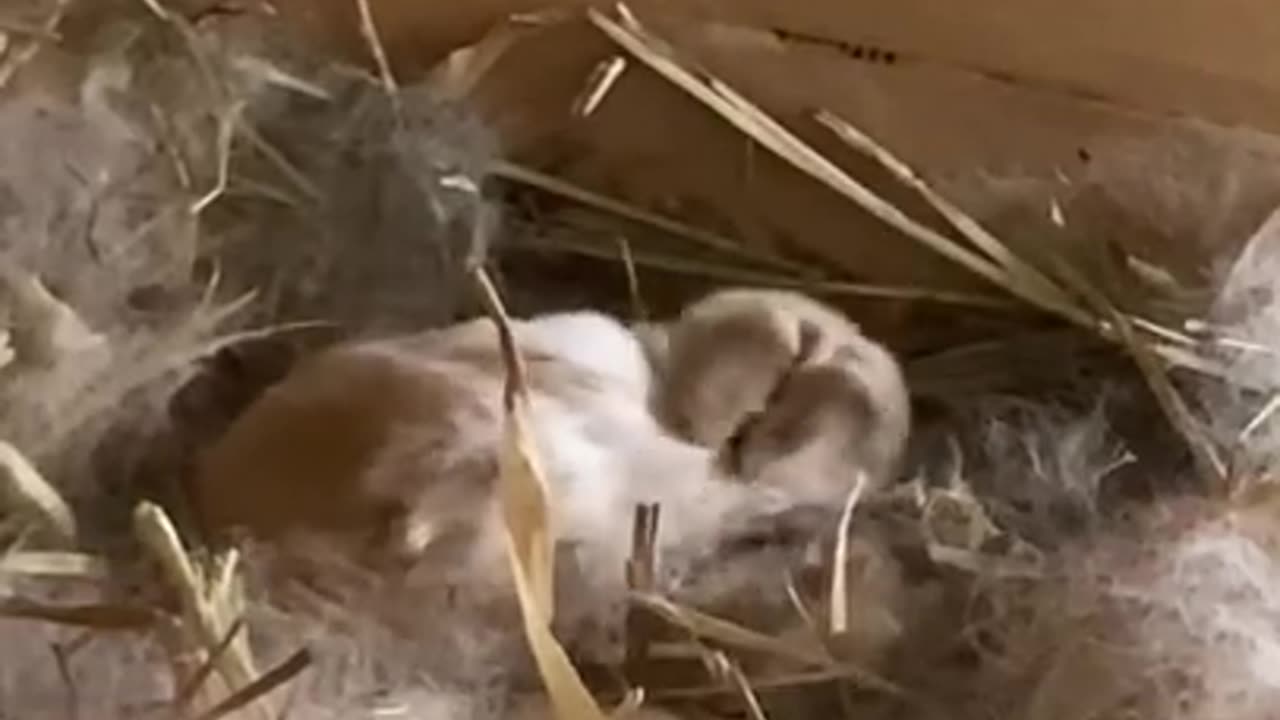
left=190, top=302, right=914, bottom=708
left=190, top=308, right=805, bottom=612
left=641, top=287, right=911, bottom=499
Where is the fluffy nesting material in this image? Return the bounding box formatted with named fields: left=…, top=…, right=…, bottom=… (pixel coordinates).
left=956, top=494, right=1280, bottom=720
left=0, top=0, right=493, bottom=529
left=890, top=201, right=1280, bottom=720
left=10, top=3, right=1280, bottom=720
left=0, top=616, right=173, bottom=719
left=0, top=2, right=501, bottom=718
left=1196, top=205, right=1280, bottom=478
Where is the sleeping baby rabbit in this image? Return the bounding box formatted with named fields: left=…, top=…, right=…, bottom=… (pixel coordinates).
left=188, top=296, right=914, bottom=714
left=191, top=307, right=807, bottom=623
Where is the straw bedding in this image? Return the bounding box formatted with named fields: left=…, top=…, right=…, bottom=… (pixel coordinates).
left=4, top=2, right=1280, bottom=719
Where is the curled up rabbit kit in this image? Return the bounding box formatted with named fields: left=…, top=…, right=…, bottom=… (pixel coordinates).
left=5, top=3, right=1280, bottom=720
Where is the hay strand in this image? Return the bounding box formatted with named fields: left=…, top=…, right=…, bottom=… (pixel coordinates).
left=814, top=109, right=1080, bottom=319
left=630, top=593, right=900, bottom=695
left=0, top=441, right=78, bottom=546
left=624, top=503, right=661, bottom=680
left=0, top=598, right=156, bottom=630
left=586, top=6, right=1053, bottom=311
left=828, top=472, right=867, bottom=636
left=514, top=233, right=1013, bottom=309
left=704, top=650, right=771, bottom=720
left=493, top=161, right=810, bottom=274
left=192, top=647, right=313, bottom=720
left=470, top=265, right=610, bottom=720
left=354, top=0, right=400, bottom=108
left=133, top=501, right=270, bottom=720
left=572, top=55, right=628, bottom=118
left=0, top=0, right=70, bottom=91
left=0, top=551, right=107, bottom=580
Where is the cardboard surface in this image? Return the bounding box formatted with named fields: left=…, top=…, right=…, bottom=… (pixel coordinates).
left=276, top=0, right=1280, bottom=133
left=269, top=1, right=1280, bottom=351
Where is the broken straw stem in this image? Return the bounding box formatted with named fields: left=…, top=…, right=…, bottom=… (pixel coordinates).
left=133, top=501, right=272, bottom=720
left=0, top=441, right=78, bottom=546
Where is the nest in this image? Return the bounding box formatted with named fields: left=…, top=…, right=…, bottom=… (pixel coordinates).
left=4, top=1, right=1280, bottom=719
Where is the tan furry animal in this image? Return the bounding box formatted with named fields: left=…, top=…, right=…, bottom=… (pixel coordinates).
left=194, top=310, right=722, bottom=557
left=190, top=310, right=810, bottom=636
left=641, top=287, right=912, bottom=498
left=188, top=303, right=914, bottom=714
